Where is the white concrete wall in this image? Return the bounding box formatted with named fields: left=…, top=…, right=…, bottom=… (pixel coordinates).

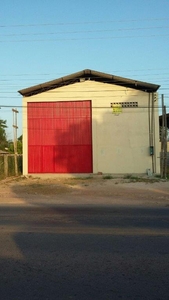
left=22, top=80, right=160, bottom=175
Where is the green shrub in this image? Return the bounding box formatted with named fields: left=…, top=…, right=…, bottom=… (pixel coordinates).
left=103, top=175, right=113, bottom=179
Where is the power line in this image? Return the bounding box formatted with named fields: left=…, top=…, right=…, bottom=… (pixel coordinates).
left=0, top=95, right=162, bottom=99
left=0, top=104, right=168, bottom=109
left=0, top=86, right=166, bottom=93
left=0, top=17, right=169, bottom=28
left=0, top=67, right=169, bottom=77
left=0, top=75, right=169, bottom=82
left=1, top=34, right=169, bottom=43
left=1, top=25, right=169, bottom=37
left=0, top=90, right=168, bottom=98
left=0, top=74, right=168, bottom=82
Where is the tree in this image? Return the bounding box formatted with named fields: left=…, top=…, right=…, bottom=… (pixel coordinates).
left=17, top=135, right=23, bottom=154
left=0, top=119, right=8, bottom=150
left=8, top=134, right=23, bottom=154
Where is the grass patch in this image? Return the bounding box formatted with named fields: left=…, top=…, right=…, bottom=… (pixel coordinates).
left=68, top=176, right=93, bottom=180
left=63, top=176, right=93, bottom=186
left=103, top=175, right=113, bottom=179
left=123, top=174, right=162, bottom=183
left=154, top=173, right=169, bottom=180
left=123, top=174, right=138, bottom=180
left=154, top=174, right=161, bottom=178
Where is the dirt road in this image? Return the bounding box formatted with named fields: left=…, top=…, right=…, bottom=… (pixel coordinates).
left=0, top=176, right=169, bottom=300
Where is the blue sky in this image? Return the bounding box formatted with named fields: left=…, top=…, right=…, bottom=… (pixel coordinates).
left=0, top=0, right=169, bottom=138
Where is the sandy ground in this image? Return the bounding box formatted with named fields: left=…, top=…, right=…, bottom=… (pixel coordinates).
left=0, top=175, right=169, bottom=207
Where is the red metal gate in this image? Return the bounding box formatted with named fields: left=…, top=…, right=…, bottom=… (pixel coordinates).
left=27, top=101, right=92, bottom=173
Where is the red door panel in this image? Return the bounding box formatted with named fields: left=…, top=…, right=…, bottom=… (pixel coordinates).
left=27, top=101, right=92, bottom=173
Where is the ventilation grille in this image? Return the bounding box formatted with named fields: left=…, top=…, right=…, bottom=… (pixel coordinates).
left=111, top=102, right=138, bottom=108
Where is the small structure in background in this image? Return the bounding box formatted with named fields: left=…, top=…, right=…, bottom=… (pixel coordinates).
left=0, top=150, right=8, bottom=154
left=0, top=111, right=22, bottom=180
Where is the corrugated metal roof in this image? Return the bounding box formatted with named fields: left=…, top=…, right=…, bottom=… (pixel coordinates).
left=18, top=69, right=160, bottom=97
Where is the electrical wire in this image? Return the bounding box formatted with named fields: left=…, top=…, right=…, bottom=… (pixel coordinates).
left=1, top=25, right=169, bottom=37
left=0, top=104, right=168, bottom=109
left=0, top=67, right=169, bottom=76
left=1, top=33, right=169, bottom=42
left=0, top=17, right=169, bottom=28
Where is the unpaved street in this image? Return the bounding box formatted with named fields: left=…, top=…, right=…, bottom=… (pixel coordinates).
left=0, top=176, right=169, bottom=300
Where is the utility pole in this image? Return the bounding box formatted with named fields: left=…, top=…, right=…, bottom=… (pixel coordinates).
left=164, top=105, right=167, bottom=178
left=160, top=95, right=167, bottom=178
left=12, top=108, right=19, bottom=176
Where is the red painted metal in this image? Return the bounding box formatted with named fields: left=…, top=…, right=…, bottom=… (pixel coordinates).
left=27, top=101, right=92, bottom=173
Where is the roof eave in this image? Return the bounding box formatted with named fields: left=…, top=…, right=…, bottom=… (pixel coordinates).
left=18, top=69, right=160, bottom=97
